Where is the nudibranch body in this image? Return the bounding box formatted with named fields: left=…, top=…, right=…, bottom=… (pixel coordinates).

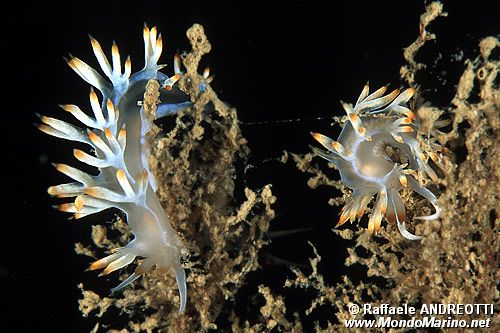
left=311, top=84, right=442, bottom=240
left=38, top=26, right=192, bottom=312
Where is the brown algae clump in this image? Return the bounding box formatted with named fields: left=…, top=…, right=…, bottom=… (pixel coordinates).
left=46, top=3, right=498, bottom=332
left=289, top=2, right=499, bottom=331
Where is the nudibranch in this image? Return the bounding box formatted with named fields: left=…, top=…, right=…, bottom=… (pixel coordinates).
left=311, top=83, right=442, bottom=240
left=37, top=26, right=194, bottom=312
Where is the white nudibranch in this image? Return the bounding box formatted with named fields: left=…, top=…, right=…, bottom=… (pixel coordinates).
left=38, top=26, right=192, bottom=313
left=311, top=83, right=443, bottom=240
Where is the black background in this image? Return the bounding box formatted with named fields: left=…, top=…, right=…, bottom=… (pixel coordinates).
left=2, top=1, right=497, bottom=331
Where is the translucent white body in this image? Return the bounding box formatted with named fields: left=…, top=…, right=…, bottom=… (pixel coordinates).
left=38, top=26, right=190, bottom=312
left=312, top=84, right=441, bottom=239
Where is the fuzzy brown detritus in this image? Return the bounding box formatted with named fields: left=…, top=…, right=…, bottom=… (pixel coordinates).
left=290, top=3, right=499, bottom=331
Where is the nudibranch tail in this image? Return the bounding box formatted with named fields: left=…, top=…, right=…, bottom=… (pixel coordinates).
left=312, top=83, right=443, bottom=240
left=38, top=25, right=192, bottom=313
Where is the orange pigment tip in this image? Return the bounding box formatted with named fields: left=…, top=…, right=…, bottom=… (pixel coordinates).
left=74, top=196, right=84, bottom=211
left=73, top=149, right=85, bottom=159
left=89, top=261, right=102, bottom=271
left=336, top=213, right=349, bottom=227
left=105, top=128, right=113, bottom=139
left=88, top=131, right=99, bottom=142
left=399, top=126, right=413, bottom=133
left=349, top=113, right=360, bottom=122
left=331, top=141, right=342, bottom=151
left=310, top=83, right=442, bottom=240
left=116, top=169, right=126, bottom=180
left=84, top=188, right=97, bottom=197
left=38, top=25, right=189, bottom=313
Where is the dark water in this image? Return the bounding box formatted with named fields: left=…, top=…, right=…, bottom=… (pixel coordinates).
left=3, top=0, right=497, bottom=331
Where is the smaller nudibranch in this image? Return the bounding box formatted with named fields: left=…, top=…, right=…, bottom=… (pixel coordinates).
left=311, top=83, right=442, bottom=240
left=38, top=25, right=196, bottom=313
